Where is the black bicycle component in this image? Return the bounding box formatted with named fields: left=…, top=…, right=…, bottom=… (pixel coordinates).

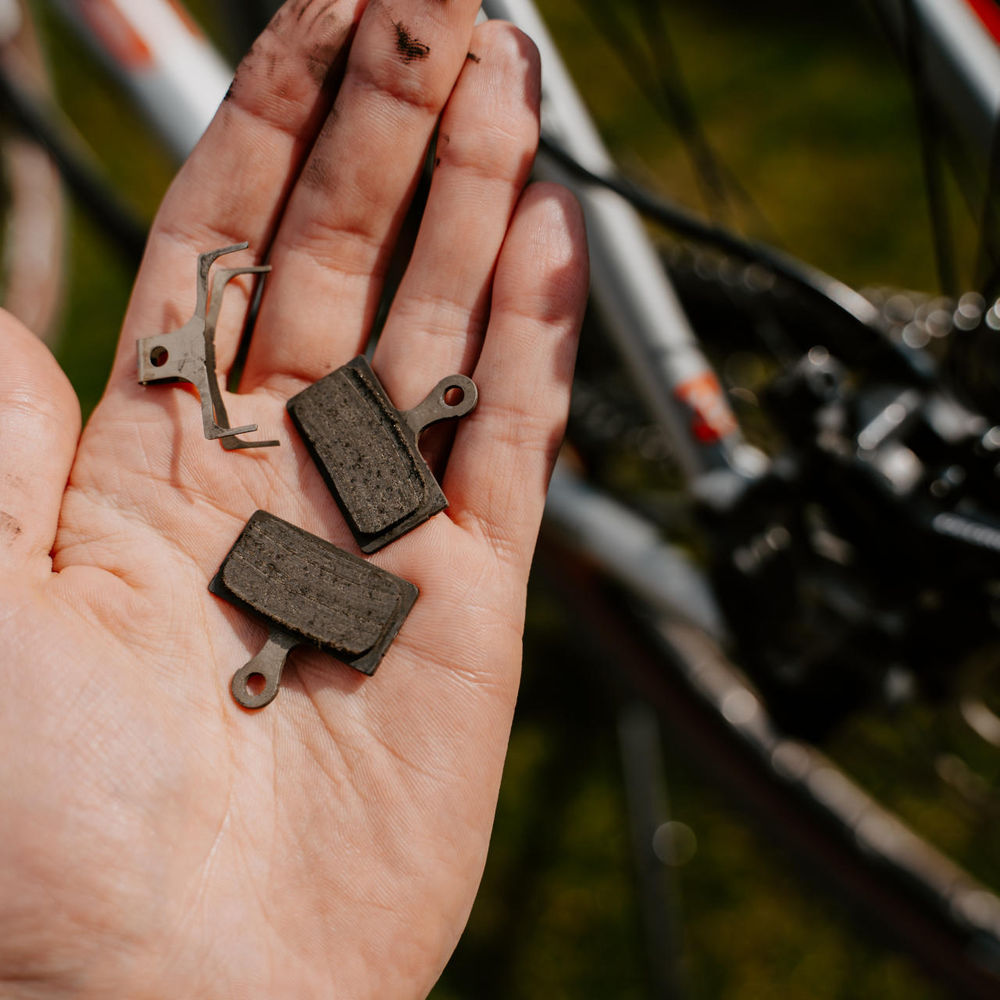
left=568, top=249, right=1000, bottom=741
left=287, top=355, right=477, bottom=552
left=695, top=334, right=1000, bottom=737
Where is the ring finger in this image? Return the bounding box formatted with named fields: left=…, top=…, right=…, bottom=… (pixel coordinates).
left=371, top=20, right=541, bottom=411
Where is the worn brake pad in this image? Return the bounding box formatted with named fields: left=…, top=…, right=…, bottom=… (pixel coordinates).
left=210, top=510, right=418, bottom=709
left=287, top=356, right=478, bottom=552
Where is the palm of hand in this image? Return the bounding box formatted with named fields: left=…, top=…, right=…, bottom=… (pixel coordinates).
left=0, top=2, right=586, bottom=997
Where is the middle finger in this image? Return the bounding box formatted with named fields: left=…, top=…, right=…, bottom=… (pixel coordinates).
left=242, top=0, right=483, bottom=392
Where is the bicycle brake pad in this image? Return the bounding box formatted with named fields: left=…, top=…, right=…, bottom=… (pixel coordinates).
left=137, top=242, right=278, bottom=449
left=287, top=356, right=478, bottom=552
left=210, top=510, right=418, bottom=709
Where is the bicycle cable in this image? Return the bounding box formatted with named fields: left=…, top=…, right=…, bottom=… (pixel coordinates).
left=538, top=133, right=935, bottom=384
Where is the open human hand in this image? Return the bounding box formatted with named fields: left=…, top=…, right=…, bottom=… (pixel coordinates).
left=0, top=2, right=587, bottom=997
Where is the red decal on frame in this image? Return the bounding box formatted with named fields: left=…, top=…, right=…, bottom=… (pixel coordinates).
left=78, top=0, right=153, bottom=69
left=675, top=371, right=738, bottom=444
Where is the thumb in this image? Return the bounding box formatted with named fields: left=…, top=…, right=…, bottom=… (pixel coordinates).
left=0, top=309, right=80, bottom=579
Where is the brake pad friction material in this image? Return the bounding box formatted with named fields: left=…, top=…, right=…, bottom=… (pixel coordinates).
left=210, top=510, right=418, bottom=709
left=287, top=356, right=478, bottom=552
left=136, top=242, right=278, bottom=449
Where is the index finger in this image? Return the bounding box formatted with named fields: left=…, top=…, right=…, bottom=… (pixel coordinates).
left=104, top=0, right=366, bottom=388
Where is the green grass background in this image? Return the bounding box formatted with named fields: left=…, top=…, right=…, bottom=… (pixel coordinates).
left=22, top=0, right=992, bottom=996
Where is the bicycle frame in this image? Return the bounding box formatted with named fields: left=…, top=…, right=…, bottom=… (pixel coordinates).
left=481, top=0, right=755, bottom=488
left=44, top=0, right=231, bottom=159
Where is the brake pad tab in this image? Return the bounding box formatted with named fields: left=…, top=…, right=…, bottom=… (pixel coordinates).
left=287, top=356, right=478, bottom=552
left=211, top=510, right=418, bottom=709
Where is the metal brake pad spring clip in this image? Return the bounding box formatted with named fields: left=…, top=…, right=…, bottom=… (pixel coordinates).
left=136, top=242, right=278, bottom=449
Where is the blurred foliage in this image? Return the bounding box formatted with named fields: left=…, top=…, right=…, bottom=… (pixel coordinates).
left=15, top=0, right=994, bottom=996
